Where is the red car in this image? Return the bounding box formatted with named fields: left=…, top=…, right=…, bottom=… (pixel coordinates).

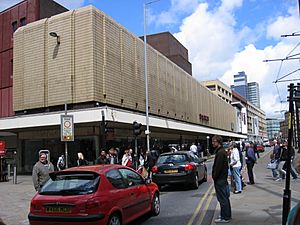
left=28, top=164, right=160, bottom=225
left=256, top=145, right=265, bottom=152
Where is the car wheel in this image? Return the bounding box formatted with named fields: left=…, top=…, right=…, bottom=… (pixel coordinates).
left=107, top=213, right=121, bottom=225
left=191, top=174, right=199, bottom=189
left=151, top=193, right=160, bottom=216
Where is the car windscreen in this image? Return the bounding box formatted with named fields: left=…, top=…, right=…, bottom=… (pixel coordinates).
left=157, top=154, right=188, bottom=164
left=39, top=173, right=100, bottom=195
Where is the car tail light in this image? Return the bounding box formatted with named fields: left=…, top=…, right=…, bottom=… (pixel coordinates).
left=152, top=166, right=158, bottom=173
left=185, top=164, right=194, bottom=171
left=85, top=198, right=100, bottom=210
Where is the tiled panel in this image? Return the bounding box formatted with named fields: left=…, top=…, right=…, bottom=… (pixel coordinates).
left=23, top=19, right=47, bottom=109
left=93, top=8, right=104, bottom=103
left=13, top=26, right=24, bottom=111
left=74, top=7, right=94, bottom=103
left=47, top=11, right=73, bottom=106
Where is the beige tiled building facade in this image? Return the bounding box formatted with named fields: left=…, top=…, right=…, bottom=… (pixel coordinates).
left=13, top=6, right=237, bottom=132
left=0, top=6, right=248, bottom=173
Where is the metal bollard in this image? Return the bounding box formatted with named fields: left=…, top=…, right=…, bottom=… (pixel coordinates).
left=7, top=164, right=11, bottom=177
left=13, top=165, right=17, bottom=184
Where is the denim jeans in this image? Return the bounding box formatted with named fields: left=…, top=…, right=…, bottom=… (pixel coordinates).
left=232, top=166, right=242, bottom=192
left=214, top=179, right=232, bottom=220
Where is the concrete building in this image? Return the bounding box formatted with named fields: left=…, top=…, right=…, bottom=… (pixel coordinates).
left=232, top=71, right=248, bottom=99
left=248, top=82, right=260, bottom=108
left=267, top=118, right=281, bottom=140
left=201, top=80, right=232, bottom=104
left=141, top=32, right=192, bottom=76
left=0, top=6, right=246, bottom=173
left=0, top=0, right=67, bottom=118
left=231, top=90, right=266, bottom=141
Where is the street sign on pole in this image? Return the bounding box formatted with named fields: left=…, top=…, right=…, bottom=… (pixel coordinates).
left=61, top=115, right=74, bottom=142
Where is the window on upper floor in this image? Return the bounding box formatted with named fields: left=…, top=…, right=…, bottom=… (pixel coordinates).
left=12, top=21, right=18, bottom=32
left=20, top=17, right=27, bottom=26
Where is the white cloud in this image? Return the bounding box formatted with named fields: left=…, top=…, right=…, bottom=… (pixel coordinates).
left=173, top=0, right=299, bottom=117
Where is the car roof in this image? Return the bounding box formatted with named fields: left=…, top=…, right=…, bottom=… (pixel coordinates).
left=57, top=164, right=128, bottom=175
left=160, top=151, right=190, bottom=156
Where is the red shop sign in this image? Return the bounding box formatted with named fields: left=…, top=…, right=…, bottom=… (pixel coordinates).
left=0, top=141, right=6, bottom=156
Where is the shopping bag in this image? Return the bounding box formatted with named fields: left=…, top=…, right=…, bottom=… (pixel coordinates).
left=267, top=160, right=278, bottom=169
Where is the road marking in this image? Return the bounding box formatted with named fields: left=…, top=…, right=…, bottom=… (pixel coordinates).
left=187, top=183, right=214, bottom=225
left=196, top=188, right=215, bottom=225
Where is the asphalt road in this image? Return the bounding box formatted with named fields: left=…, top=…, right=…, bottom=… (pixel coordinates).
left=130, top=160, right=217, bottom=225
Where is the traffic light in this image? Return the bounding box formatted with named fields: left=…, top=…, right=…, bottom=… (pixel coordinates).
left=133, top=121, right=142, bottom=136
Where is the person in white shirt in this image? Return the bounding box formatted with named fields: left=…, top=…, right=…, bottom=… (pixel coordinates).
left=190, top=143, right=198, bottom=155
left=229, top=142, right=242, bottom=194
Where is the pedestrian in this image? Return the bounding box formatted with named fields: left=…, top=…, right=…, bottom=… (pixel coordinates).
left=56, top=154, right=65, bottom=171
left=190, top=142, right=198, bottom=155
left=229, top=142, right=242, bottom=194
left=212, top=135, right=232, bottom=223
left=107, top=147, right=119, bottom=164
left=95, top=149, right=108, bottom=164
left=245, top=142, right=256, bottom=184
left=122, top=148, right=132, bottom=167
left=77, top=152, right=88, bottom=166
left=32, top=152, right=54, bottom=191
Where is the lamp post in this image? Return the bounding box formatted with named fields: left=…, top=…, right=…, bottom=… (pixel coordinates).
left=206, top=136, right=210, bottom=156
left=144, top=0, right=161, bottom=152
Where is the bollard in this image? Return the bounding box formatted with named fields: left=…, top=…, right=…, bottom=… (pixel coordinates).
left=13, top=165, right=17, bottom=184
left=7, top=164, right=11, bottom=177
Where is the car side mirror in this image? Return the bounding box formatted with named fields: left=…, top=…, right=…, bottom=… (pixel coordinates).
left=145, top=178, right=152, bottom=185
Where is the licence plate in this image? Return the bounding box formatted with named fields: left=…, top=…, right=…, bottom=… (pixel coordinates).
left=46, top=206, right=72, bottom=213
left=164, top=169, right=178, bottom=174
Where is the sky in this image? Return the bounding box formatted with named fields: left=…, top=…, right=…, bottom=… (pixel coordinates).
left=1, top=0, right=299, bottom=119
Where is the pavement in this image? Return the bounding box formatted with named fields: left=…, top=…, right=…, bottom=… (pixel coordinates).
left=0, top=148, right=299, bottom=225
left=210, top=149, right=300, bottom=225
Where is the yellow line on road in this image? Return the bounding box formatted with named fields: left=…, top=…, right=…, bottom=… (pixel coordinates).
left=196, top=188, right=215, bottom=225
left=187, top=183, right=214, bottom=225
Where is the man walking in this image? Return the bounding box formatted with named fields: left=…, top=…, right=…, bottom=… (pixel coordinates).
left=212, top=135, right=231, bottom=223
left=32, top=153, right=54, bottom=191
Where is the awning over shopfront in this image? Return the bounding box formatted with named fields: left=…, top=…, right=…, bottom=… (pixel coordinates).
left=0, top=106, right=247, bottom=139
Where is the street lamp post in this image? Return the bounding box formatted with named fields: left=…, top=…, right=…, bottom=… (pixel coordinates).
left=144, top=0, right=161, bottom=152
left=206, top=136, right=210, bottom=156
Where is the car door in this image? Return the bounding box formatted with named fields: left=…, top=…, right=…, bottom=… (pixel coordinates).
left=192, top=154, right=205, bottom=180
left=119, top=168, right=151, bottom=218
left=106, top=169, right=132, bottom=220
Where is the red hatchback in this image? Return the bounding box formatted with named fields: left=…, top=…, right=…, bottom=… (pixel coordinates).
left=28, top=165, right=160, bottom=225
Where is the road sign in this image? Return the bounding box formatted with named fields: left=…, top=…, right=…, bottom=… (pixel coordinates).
left=0, top=141, right=6, bottom=156
left=61, top=115, right=74, bottom=141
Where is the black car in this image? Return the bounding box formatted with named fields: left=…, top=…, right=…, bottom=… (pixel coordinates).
left=152, top=151, right=207, bottom=189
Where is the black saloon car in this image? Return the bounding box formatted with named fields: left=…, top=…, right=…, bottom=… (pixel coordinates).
left=152, top=151, right=207, bottom=189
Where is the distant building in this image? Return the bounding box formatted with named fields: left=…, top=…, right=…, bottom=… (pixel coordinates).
left=232, top=71, right=248, bottom=99
left=201, top=80, right=232, bottom=104
left=231, top=71, right=261, bottom=108
left=140, top=32, right=192, bottom=75
left=248, top=82, right=260, bottom=108
left=0, top=0, right=67, bottom=118
left=267, top=118, right=281, bottom=139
